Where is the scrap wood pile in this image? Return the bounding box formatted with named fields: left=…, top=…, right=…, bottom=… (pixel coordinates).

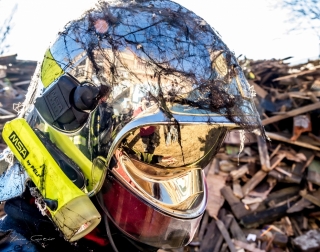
left=2, top=53, right=320, bottom=252
left=189, top=57, right=320, bottom=252
left=0, top=54, right=37, bottom=150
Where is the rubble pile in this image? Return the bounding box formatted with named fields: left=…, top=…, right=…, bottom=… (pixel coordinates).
left=1, top=54, right=320, bottom=251
left=0, top=54, right=37, bottom=150
left=193, top=57, right=320, bottom=252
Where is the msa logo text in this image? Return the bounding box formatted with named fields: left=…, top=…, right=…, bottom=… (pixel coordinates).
left=9, top=131, right=29, bottom=159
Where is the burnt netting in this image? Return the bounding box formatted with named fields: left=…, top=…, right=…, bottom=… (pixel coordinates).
left=24, top=0, right=266, bottom=137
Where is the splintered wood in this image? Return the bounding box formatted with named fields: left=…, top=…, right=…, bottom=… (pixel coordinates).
left=0, top=54, right=36, bottom=142
left=193, top=58, right=320, bottom=252
left=2, top=53, right=320, bottom=251
left=205, top=159, right=228, bottom=218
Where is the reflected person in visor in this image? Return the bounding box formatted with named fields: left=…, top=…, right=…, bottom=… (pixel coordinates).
left=0, top=0, right=266, bottom=251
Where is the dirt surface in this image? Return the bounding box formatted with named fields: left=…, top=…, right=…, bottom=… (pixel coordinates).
left=125, top=124, right=227, bottom=168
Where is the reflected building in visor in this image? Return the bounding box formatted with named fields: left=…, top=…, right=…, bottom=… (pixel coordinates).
left=2, top=0, right=267, bottom=250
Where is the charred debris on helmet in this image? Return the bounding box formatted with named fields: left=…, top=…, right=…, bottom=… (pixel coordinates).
left=56, top=0, right=266, bottom=139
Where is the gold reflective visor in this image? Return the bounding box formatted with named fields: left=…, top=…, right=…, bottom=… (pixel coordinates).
left=122, top=124, right=228, bottom=168
left=112, top=149, right=207, bottom=217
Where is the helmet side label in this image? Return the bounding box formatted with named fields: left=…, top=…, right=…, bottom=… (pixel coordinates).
left=8, top=131, right=29, bottom=159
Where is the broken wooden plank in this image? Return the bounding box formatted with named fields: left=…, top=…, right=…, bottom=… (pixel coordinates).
left=0, top=108, right=16, bottom=116
left=219, top=160, right=236, bottom=173
left=301, top=188, right=320, bottom=207
left=272, top=65, right=320, bottom=81
left=242, top=197, right=263, bottom=206
left=307, top=91, right=319, bottom=103
left=269, top=144, right=282, bottom=159
left=308, top=132, right=320, bottom=143
left=269, top=148, right=312, bottom=184
left=278, top=148, right=307, bottom=163
left=220, top=186, right=250, bottom=219
left=213, top=214, right=234, bottom=252
left=245, top=178, right=277, bottom=211
left=268, top=169, right=301, bottom=184
left=230, top=155, right=259, bottom=164
left=213, top=216, right=237, bottom=252
left=206, top=172, right=228, bottom=218
left=257, top=135, right=271, bottom=172
left=233, top=180, right=244, bottom=199
left=198, top=210, right=234, bottom=252
left=242, top=170, right=268, bottom=197
left=264, top=186, right=300, bottom=208
left=240, top=199, right=297, bottom=229
left=266, top=132, right=320, bottom=151
left=290, top=217, right=303, bottom=237
left=229, top=215, right=247, bottom=243
left=262, top=101, right=320, bottom=126
left=269, top=152, right=286, bottom=170
left=230, top=164, right=249, bottom=181
left=274, top=166, right=292, bottom=177
left=198, top=219, right=218, bottom=252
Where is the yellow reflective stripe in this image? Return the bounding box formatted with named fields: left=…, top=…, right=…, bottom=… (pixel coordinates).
left=72, top=135, right=99, bottom=147
left=70, top=135, right=87, bottom=146
left=41, top=49, right=64, bottom=87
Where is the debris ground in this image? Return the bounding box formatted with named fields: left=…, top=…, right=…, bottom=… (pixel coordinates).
left=1, top=54, right=320, bottom=251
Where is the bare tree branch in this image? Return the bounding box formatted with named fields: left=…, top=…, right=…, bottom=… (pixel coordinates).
left=0, top=4, right=17, bottom=55
left=278, top=0, right=320, bottom=39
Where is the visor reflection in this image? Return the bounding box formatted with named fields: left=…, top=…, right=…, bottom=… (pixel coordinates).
left=122, top=124, right=227, bottom=168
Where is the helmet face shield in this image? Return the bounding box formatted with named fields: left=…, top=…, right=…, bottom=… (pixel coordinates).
left=100, top=176, right=204, bottom=249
